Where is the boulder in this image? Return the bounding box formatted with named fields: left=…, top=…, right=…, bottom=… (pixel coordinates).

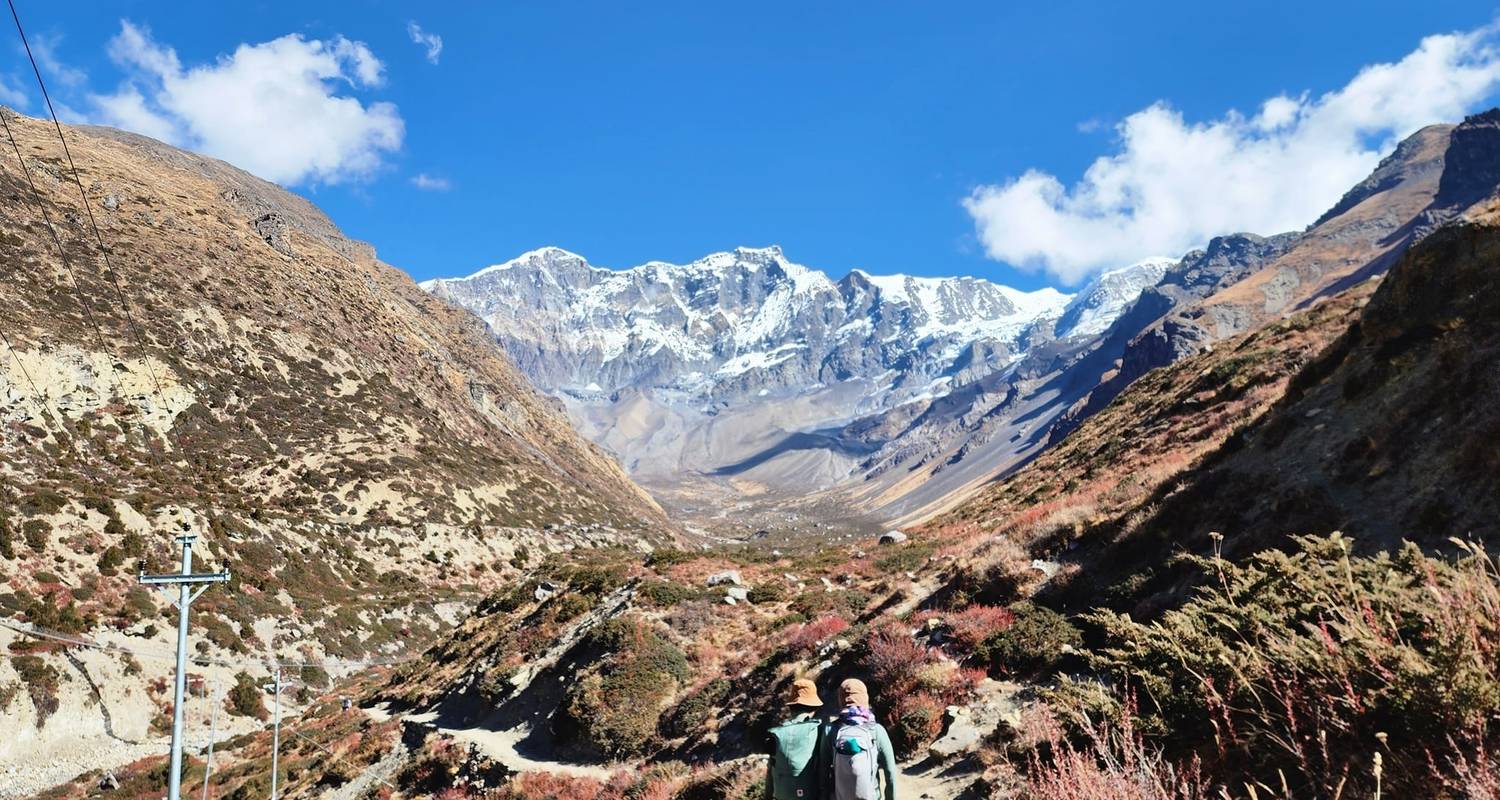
left=927, top=680, right=1027, bottom=760
left=725, top=586, right=750, bottom=603
left=706, top=570, right=743, bottom=587
left=879, top=530, right=908, bottom=545
left=1030, top=559, right=1061, bottom=579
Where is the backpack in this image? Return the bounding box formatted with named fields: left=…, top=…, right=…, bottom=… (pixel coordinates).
left=832, top=721, right=881, bottom=800
left=767, top=717, right=823, bottom=800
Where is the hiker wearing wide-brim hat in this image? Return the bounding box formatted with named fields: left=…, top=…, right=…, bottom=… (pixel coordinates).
left=825, top=679, right=898, bottom=800
left=766, top=679, right=828, bottom=800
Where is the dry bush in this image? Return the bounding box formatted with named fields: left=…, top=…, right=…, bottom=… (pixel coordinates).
left=1024, top=701, right=1212, bottom=800
left=1078, top=534, right=1500, bottom=798
left=1028, top=500, right=1098, bottom=549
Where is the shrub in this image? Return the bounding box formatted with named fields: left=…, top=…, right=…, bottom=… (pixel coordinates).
left=747, top=583, right=785, bottom=604
left=22, top=519, right=48, bottom=552
left=12, top=654, right=62, bottom=727
left=861, top=622, right=929, bottom=698
left=644, top=548, right=695, bottom=569
left=660, top=678, right=730, bottom=738
left=481, top=581, right=536, bottom=614
left=300, top=663, right=331, bottom=689
left=943, top=604, right=1016, bottom=656
left=477, top=664, right=520, bottom=707
left=25, top=591, right=90, bottom=634
left=790, top=588, right=872, bottom=620
left=976, top=603, right=1079, bottom=678
left=887, top=692, right=945, bottom=756
left=498, top=771, right=606, bottom=800
left=638, top=580, right=697, bottom=608
left=1078, top=534, right=1500, bottom=799
left=227, top=671, right=266, bottom=719
left=874, top=541, right=937, bottom=574
left=563, top=617, right=692, bottom=757
left=23, top=490, right=66, bottom=515
left=556, top=564, right=629, bottom=597
left=1023, top=703, right=1212, bottom=800
left=551, top=593, right=593, bottom=622
left=0, top=512, right=14, bottom=559
left=98, top=546, right=126, bottom=575
left=785, top=616, right=850, bottom=657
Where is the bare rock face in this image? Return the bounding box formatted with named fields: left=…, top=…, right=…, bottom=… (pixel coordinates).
left=252, top=212, right=294, bottom=257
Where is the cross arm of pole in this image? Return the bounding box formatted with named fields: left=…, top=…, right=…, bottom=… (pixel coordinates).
left=138, top=571, right=231, bottom=586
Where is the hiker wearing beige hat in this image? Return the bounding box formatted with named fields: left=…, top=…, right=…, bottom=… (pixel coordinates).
left=824, top=678, right=898, bottom=800
left=765, top=678, right=829, bottom=800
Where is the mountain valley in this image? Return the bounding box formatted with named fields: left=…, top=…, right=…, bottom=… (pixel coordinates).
left=3, top=100, right=1500, bottom=800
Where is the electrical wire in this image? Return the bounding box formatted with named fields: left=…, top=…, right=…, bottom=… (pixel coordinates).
left=0, top=326, right=89, bottom=465
left=6, top=0, right=173, bottom=415
left=0, top=108, right=112, bottom=358
left=287, top=726, right=402, bottom=792
left=0, top=618, right=416, bottom=670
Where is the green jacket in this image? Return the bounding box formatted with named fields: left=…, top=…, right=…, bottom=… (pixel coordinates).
left=766, top=711, right=826, bottom=800
left=824, top=718, right=898, bottom=800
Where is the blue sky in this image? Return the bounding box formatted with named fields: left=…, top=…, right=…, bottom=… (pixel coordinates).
left=6, top=1, right=1500, bottom=289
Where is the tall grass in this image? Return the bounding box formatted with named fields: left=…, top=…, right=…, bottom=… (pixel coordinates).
left=1044, top=534, right=1500, bottom=799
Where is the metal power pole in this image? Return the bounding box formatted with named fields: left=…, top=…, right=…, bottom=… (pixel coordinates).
left=139, top=534, right=230, bottom=800
left=264, top=666, right=284, bottom=800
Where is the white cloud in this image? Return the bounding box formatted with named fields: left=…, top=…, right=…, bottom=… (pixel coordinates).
left=90, top=21, right=403, bottom=186
left=0, top=73, right=27, bottom=108
left=28, top=33, right=87, bottom=87
left=964, top=27, right=1500, bottom=285
left=407, top=21, right=443, bottom=65
left=89, top=83, right=179, bottom=143
left=410, top=173, right=451, bottom=191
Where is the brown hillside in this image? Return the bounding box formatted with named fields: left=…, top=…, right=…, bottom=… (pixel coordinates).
left=0, top=111, right=662, bottom=532
left=0, top=107, right=668, bottom=702
left=1046, top=202, right=1500, bottom=614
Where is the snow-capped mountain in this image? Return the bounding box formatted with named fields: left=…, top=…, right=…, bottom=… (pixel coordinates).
left=422, top=244, right=1177, bottom=516
left=1055, top=257, right=1175, bottom=339
left=423, top=245, right=1082, bottom=410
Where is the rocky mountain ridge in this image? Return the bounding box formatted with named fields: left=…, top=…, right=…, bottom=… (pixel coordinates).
left=423, top=247, right=1173, bottom=520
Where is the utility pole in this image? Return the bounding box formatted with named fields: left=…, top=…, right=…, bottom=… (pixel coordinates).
left=139, top=534, right=230, bottom=800
left=264, top=666, right=285, bottom=800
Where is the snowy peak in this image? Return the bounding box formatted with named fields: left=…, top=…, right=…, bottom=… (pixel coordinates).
left=1055, top=256, right=1174, bottom=339
left=423, top=247, right=1159, bottom=412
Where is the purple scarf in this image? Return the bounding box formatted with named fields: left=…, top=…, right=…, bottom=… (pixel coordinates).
left=839, top=704, right=876, bottom=725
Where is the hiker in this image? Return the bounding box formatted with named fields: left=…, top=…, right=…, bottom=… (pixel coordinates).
left=766, top=678, right=827, bottom=800
left=826, top=678, right=898, bottom=800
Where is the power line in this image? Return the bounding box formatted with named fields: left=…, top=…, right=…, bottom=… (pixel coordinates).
left=0, top=326, right=97, bottom=478
left=0, top=618, right=416, bottom=670
left=0, top=106, right=113, bottom=359
left=287, top=726, right=401, bottom=792
left=6, top=0, right=172, bottom=414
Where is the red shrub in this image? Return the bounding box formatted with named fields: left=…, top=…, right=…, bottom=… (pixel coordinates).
left=503, top=771, right=609, bottom=800
left=887, top=692, right=946, bottom=756
left=941, top=666, right=988, bottom=705
left=863, top=623, right=929, bottom=697
left=787, top=615, right=850, bottom=657
left=944, top=605, right=1015, bottom=655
